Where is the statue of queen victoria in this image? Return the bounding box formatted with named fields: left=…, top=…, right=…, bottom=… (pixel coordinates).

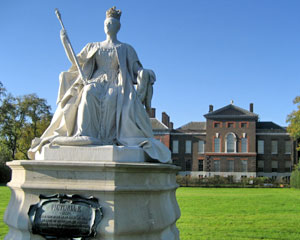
left=28, top=7, right=171, bottom=163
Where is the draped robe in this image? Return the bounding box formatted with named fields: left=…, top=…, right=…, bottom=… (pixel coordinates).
left=28, top=42, right=171, bottom=163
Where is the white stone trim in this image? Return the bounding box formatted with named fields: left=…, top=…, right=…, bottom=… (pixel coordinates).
left=152, top=131, right=171, bottom=135
left=256, top=133, right=290, bottom=136
left=171, top=132, right=206, bottom=135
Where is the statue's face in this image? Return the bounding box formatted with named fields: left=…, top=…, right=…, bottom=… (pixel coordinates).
left=104, top=18, right=120, bottom=35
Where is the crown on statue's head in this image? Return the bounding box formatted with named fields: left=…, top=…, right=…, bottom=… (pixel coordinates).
left=106, top=6, right=122, bottom=20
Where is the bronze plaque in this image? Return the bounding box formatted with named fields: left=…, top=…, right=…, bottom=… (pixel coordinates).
left=28, top=194, right=102, bottom=239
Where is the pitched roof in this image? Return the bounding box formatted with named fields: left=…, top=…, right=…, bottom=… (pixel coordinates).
left=150, top=118, right=169, bottom=130
left=256, top=121, right=285, bottom=130
left=204, top=104, right=258, bottom=119
left=177, top=121, right=206, bottom=131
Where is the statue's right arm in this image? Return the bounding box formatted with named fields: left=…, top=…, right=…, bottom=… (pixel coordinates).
left=60, top=30, right=76, bottom=65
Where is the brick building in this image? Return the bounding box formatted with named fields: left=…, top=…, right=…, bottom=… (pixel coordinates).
left=151, top=103, right=298, bottom=181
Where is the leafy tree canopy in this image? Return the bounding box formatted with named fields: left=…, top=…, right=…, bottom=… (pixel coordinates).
left=0, top=81, right=52, bottom=160
left=287, top=96, right=300, bottom=150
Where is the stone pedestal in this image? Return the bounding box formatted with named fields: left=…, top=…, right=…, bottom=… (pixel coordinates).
left=4, top=149, right=181, bottom=240
left=35, top=144, right=147, bottom=162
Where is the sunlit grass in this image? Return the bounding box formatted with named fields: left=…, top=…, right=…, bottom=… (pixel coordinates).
left=177, top=188, right=300, bottom=240
left=1, top=187, right=300, bottom=239
left=0, top=186, right=10, bottom=238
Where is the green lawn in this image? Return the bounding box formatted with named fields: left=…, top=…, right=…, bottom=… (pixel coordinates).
left=177, top=187, right=300, bottom=240
left=1, top=187, right=300, bottom=239
left=0, top=186, right=10, bottom=239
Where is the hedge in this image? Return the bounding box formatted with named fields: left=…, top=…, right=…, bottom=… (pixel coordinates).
left=291, top=163, right=300, bottom=189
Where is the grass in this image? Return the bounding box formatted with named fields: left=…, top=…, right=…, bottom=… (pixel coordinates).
left=1, top=187, right=300, bottom=239
left=0, top=186, right=10, bottom=239
left=176, top=188, right=300, bottom=240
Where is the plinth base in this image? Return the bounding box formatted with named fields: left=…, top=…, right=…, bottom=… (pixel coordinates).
left=35, top=144, right=147, bottom=162
left=4, top=160, right=181, bottom=240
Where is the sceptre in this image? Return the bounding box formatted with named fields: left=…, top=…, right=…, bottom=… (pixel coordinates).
left=55, top=8, right=88, bottom=85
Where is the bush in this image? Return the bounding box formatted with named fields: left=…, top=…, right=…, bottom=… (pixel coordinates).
left=291, top=163, right=300, bottom=189
left=0, top=162, right=11, bottom=183
left=176, top=175, right=289, bottom=188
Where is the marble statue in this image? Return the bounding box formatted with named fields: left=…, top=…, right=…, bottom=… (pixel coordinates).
left=28, top=7, right=171, bottom=163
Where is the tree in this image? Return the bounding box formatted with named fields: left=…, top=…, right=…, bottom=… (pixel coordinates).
left=0, top=92, right=52, bottom=160
left=0, top=94, right=21, bottom=160
left=0, top=140, right=11, bottom=183
left=15, top=94, right=52, bottom=159
left=0, top=81, right=6, bottom=101
left=287, top=96, right=300, bottom=150
left=291, top=163, right=300, bottom=189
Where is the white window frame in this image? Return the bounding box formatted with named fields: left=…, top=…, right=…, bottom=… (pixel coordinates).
left=225, top=132, right=237, bottom=153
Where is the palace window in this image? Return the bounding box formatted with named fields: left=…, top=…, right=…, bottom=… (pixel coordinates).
left=214, top=138, right=221, bottom=153
left=285, top=141, right=291, bottom=154
left=226, top=133, right=236, bottom=153
left=172, top=158, right=180, bottom=166
left=258, top=161, right=264, bottom=172
left=241, top=138, right=248, bottom=153
left=272, top=161, right=278, bottom=172
left=214, top=122, right=221, bottom=128
left=214, top=160, right=220, bottom=172
left=271, top=141, right=278, bottom=154
left=228, top=160, right=234, bottom=172
left=186, top=159, right=192, bottom=171
left=257, top=140, right=264, bottom=154
left=241, top=160, right=248, bottom=172
left=185, top=140, right=192, bottom=154
left=285, top=161, right=292, bottom=172
left=198, top=160, right=204, bottom=171
left=172, top=140, right=179, bottom=153
left=198, top=140, right=205, bottom=153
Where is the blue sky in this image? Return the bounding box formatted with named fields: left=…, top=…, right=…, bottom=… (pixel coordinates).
left=1, top=0, right=299, bottom=128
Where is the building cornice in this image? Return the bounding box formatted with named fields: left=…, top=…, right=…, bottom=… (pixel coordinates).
left=153, top=131, right=171, bottom=135
left=205, top=152, right=257, bottom=157
left=205, top=115, right=258, bottom=120
left=171, top=132, right=206, bottom=136
left=256, top=133, right=289, bottom=136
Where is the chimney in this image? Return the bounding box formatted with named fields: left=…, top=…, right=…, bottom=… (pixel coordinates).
left=209, top=105, right=214, bottom=112
left=162, top=112, right=170, bottom=127
left=250, top=103, right=254, bottom=113
left=149, top=108, right=156, bottom=118
left=169, top=122, right=174, bottom=129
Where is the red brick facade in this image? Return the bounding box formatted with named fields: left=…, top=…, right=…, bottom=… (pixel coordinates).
left=151, top=104, right=298, bottom=180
